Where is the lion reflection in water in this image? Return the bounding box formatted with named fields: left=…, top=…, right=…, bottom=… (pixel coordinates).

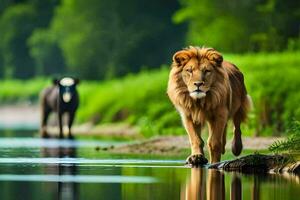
left=182, top=169, right=242, bottom=200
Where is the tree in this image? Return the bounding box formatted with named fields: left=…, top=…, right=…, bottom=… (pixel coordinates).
left=0, top=0, right=59, bottom=79
left=0, top=4, right=37, bottom=78
left=46, top=0, right=185, bottom=79
left=28, top=28, right=65, bottom=76
left=173, top=0, right=300, bottom=52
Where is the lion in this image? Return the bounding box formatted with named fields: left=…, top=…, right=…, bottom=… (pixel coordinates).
left=167, top=46, right=251, bottom=165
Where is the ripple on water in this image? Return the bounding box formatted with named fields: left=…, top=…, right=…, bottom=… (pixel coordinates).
left=0, top=137, right=125, bottom=148
left=0, top=174, right=158, bottom=183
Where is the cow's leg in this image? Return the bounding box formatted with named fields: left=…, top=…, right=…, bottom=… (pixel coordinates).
left=58, top=112, right=64, bottom=138
left=41, top=108, right=51, bottom=138
left=67, top=112, right=75, bottom=139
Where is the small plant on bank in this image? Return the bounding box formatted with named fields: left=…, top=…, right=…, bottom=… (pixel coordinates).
left=269, top=120, right=300, bottom=154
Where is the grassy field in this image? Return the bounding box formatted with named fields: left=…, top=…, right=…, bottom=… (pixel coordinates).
left=0, top=78, right=47, bottom=103
left=0, top=51, right=299, bottom=137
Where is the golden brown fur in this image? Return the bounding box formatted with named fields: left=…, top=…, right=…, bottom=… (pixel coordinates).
left=167, top=46, right=251, bottom=165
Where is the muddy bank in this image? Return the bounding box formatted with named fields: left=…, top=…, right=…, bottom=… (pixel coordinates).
left=98, top=135, right=283, bottom=155
left=73, top=123, right=139, bottom=138
left=98, top=136, right=300, bottom=175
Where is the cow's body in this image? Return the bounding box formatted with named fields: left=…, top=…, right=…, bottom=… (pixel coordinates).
left=40, top=77, right=79, bottom=138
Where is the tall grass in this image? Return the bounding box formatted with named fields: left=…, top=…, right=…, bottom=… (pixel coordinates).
left=269, top=121, right=300, bottom=154
left=0, top=51, right=299, bottom=137
left=76, top=68, right=184, bottom=137
left=228, top=52, right=300, bottom=135
left=0, top=78, right=48, bottom=103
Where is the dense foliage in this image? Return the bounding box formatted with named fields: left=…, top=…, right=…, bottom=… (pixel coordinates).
left=77, top=52, right=300, bottom=136
left=0, top=0, right=299, bottom=79
left=0, top=0, right=185, bottom=79
left=228, top=52, right=300, bottom=135
left=0, top=1, right=299, bottom=137
left=174, top=0, right=300, bottom=52
left=269, top=121, right=300, bottom=154
left=1, top=52, right=299, bottom=137
left=0, top=0, right=59, bottom=79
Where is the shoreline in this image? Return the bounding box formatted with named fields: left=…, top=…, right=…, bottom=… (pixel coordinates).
left=0, top=104, right=284, bottom=156
left=99, top=135, right=282, bottom=155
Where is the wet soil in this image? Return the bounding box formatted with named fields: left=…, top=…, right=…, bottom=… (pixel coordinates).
left=106, top=135, right=283, bottom=155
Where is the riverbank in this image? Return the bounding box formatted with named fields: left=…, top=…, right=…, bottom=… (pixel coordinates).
left=97, top=135, right=282, bottom=156
left=0, top=104, right=39, bottom=129
left=0, top=104, right=283, bottom=154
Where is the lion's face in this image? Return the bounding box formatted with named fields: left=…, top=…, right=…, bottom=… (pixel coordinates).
left=182, top=57, right=216, bottom=99
left=172, top=47, right=223, bottom=100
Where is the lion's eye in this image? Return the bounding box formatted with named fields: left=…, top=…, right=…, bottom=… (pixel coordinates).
left=205, top=69, right=211, bottom=74
left=186, top=68, right=193, bottom=73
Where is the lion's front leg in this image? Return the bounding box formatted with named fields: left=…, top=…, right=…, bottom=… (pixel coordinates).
left=207, top=115, right=228, bottom=164
left=182, top=115, right=207, bottom=166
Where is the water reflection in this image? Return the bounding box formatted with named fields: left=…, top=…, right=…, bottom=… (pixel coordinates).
left=41, top=143, right=78, bottom=200
left=207, top=169, right=225, bottom=200
left=230, top=174, right=241, bottom=200
left=183, top=168, right=206, bottom=200
left=252, top=176, right=260, bottom=200
left=0, top=131, right=299, bottom=200
left=183, top=168, right=242, bottom=200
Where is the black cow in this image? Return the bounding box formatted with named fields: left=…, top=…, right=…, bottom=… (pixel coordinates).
left=40, top=77, right=80, bottom=139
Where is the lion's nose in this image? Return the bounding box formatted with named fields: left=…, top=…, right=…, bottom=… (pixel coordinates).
left=194, top=81, right=204, bottom=87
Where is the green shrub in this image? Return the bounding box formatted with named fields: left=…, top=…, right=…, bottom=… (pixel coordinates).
left=78, top=51, right=300, bottom=137
left=269, top=121, right=300, bottom=154
left=76, top=67, right=184, bottom=136
left=1, top=52, right=300, bottom=137
left=227, top=52, right=300, bottom=135
left=0, top=78, right=48, bottom=103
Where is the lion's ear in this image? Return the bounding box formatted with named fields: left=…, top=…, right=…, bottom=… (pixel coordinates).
left=208, top=49, right=223, bottom=66
left=172, top=50, right=190, bottom=67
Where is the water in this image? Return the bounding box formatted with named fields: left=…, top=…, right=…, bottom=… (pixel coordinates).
left=0, top=131, right=299, bottom=200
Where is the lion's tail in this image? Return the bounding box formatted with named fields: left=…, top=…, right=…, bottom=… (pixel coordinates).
left=240, top=94, right=253, bottom=122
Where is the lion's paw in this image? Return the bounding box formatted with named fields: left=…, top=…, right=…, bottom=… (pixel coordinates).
left=186, top=154, right=208, bottom=167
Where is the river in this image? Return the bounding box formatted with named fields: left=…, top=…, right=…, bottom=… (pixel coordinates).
left=0, top=130, right=299, bottom=200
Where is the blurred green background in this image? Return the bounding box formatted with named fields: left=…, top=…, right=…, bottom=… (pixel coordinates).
left=0, top=0, right=299, bottom=137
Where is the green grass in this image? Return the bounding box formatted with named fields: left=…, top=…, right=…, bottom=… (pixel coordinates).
left=0, top=78, right=48, bottom=103
left=227, top=52, right=300, bottom=136
left=1, top=51, right=300, bottom=137
left=269, top=120, right=300, bottom=159
left=76, top=67, right=183, bottom=137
